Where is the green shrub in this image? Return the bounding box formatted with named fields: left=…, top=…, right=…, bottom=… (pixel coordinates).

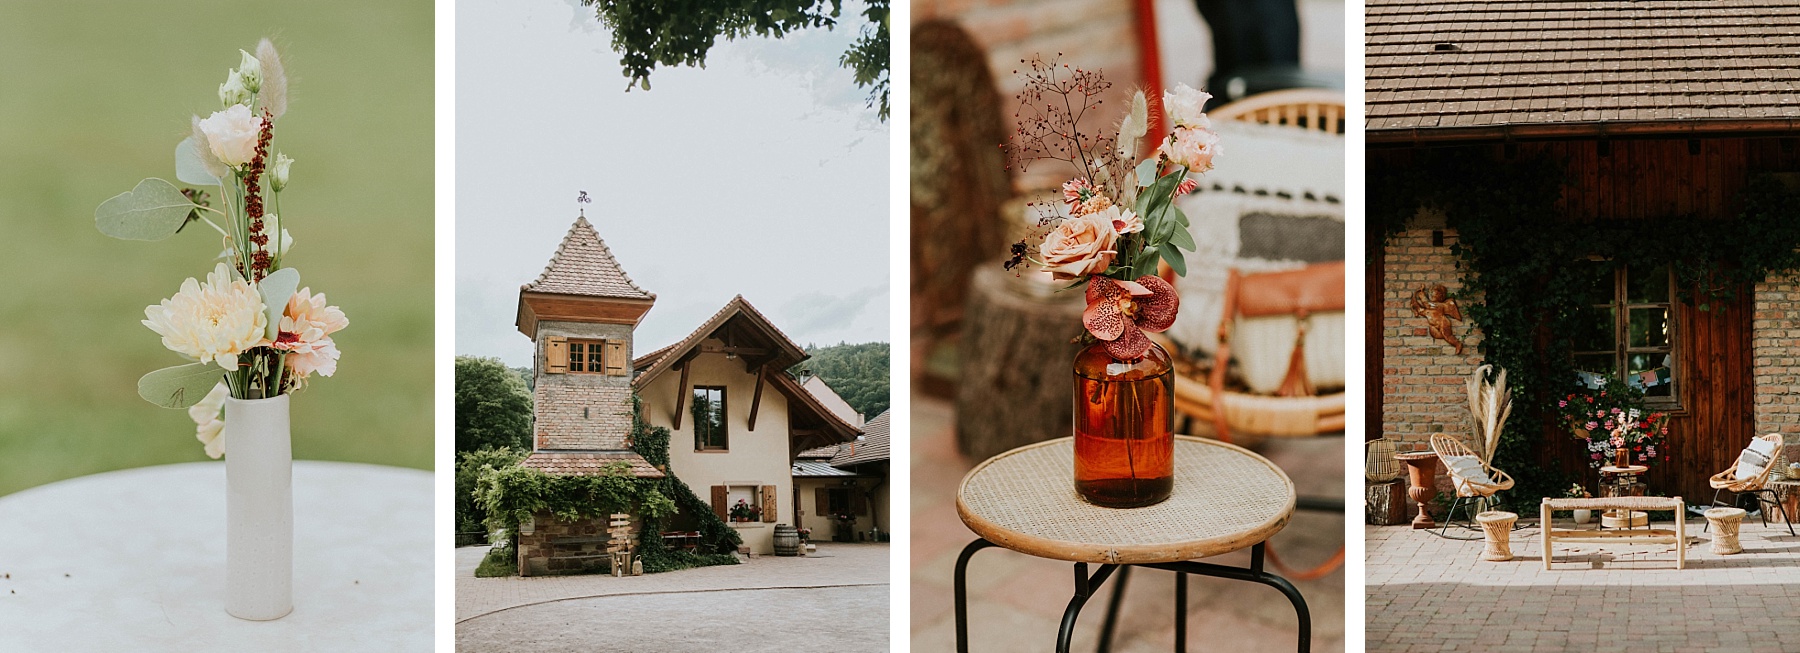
left=474, top=544, right=517, bottom=577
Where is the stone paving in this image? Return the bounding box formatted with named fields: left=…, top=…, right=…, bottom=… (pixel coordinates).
left=455, top=541, right=889, bottom=623
left=1367, top=518, right=1800, bottom=652
left=458, top=585, right=887, bottom=653
left=910, top=394, right=1346, bottom=653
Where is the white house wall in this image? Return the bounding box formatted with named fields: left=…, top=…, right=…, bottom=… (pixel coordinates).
left=644, top=342, right=796, bottom=554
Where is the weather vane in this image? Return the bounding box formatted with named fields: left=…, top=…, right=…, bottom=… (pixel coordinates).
left=577, top=190, right=590, bottom=217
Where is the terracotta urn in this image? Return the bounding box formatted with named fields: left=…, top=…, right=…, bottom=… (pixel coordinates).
left=1394, top=451, right=1441, bottom=529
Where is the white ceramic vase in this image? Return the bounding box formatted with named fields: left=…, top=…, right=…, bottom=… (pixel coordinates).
left=1574, top=509, right=1593, bottom=525
left=224, top=394, right=293, bottom=621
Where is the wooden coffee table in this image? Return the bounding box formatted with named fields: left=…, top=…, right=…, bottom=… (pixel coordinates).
left=954, top=436, right=1309, bottom=652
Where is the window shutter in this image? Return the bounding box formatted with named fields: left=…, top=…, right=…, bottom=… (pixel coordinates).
left=815, top=488, right=830, bottom=517
left=545, top=336, right=569, bottom=374
left=711, top=485, right=727, bottom=519
left=605, top=340, right=627, bottom=376
left=761, top=485, right=779, bottom=522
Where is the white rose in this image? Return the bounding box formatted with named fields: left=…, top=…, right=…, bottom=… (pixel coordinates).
left=1164, top=84, right=1213, bottom=130
left=197, top=104, right=263, bottom=168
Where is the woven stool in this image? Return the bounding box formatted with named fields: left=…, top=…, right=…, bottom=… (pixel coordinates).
left=1476, top=511, right=1517, bottom=561
left=955, top=436, right=1307, bottom=653
left=1705, top=507, right=1746, bottom=555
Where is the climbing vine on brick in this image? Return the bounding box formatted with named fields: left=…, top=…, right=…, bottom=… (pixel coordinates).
left=1372, top=149, right=1800, bottom=500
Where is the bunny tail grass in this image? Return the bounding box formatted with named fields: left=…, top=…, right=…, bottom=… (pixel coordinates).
left=256, top=38, right=287, bottom=119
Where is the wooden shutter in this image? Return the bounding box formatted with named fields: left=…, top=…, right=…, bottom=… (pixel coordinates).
left=545, top=336, right=569, bottom=374
left=815, top=488, right=830, bottom=517
left=605, top=340, right=627, bottom=376
left=711, top=485, right=727, bottom=519
left=761, top=485, right=778, bottom=522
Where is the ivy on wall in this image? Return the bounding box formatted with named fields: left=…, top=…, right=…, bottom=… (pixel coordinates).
left=473, top=395, right=742, bottom=575
left=1372, top=148, right=1800, bottom=500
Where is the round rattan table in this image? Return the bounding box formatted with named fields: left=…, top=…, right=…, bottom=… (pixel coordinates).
left=952, top=436, right=1309, bottom=653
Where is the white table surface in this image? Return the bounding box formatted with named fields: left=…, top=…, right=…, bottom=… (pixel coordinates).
left=0, top=461, right=432, bottom=652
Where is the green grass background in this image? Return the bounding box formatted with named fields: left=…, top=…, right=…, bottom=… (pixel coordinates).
left=0, top=1, right=435, bottom=495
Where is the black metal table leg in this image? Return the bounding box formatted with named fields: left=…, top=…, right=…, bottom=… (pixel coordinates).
left=1174, top=571, right=1188, bottom=653
left=1055, top=562, right=1120, bottom=653
left=954, top=539, right=999, bottom=653
left=1096, top=565, right=1131, bottom=653
left=959, top=538, right=1310, bottom=653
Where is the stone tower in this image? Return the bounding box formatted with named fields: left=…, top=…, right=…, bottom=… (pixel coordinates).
left=515, top=216, right=662, bottom=477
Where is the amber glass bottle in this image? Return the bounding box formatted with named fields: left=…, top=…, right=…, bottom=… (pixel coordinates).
left=1072, top=341, right=1175, bottom=507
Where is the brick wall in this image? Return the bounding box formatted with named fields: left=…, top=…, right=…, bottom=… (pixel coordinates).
left=1380, top=228, right=1484, bottom=455
left=913, top=0, right=1142, bottom=192
left=1754, top=275, right=1800, bottom=438
left=534, top=320, right=635, bottom=450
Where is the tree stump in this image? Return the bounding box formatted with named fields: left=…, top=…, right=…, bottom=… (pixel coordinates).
left=910, top=21, right=1011, bottom=340
left=1365, top=478, right=1407, bottom=525
left=955, top=265, right=1085, bottom=462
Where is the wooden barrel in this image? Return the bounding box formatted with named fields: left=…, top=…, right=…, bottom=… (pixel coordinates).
left=772, top=524, right=801, bottom=557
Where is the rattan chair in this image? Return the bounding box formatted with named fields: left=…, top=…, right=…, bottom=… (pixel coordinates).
left=1707, top=433, right=1794, bottom=536
left=1205, top=88, right=1346, bottom=135
left=1430, top=433, right=1516, bottom=537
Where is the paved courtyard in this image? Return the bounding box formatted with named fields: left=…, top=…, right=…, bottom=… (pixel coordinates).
left=910, top=395, right=1346, bottom=652
left=456, top=542, right=888, bottom=651
left=1367, top=518, right=1800, bottom=652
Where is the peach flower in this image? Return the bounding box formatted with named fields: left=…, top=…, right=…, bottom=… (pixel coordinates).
left=1163, top=84, right=1213, bottom=130
left=274, top=288, right=347, bottom=379
left=1039, top=213, right=1119, bottom=280
left=1160, top=126, right=1221, bottom=173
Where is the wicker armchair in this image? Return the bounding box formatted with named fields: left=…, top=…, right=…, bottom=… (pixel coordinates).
left=1206, top=88, right=1346, bottom=135
left=1707, top=433, right=1794, bottom=535
left=1429, top=433, right=1516, bottom=537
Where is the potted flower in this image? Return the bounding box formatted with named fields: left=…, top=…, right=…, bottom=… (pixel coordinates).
left=999, top=59, right=1214, bottom=509
left=1560, top=379, right=1669, bottom=470
left=96, top=39, right=346, bottom=622
left=833, top=512, right=857, bottom=542
left=1565, top=483, right=1594, bottom=524
left=729, top=499, right=754, bottom=523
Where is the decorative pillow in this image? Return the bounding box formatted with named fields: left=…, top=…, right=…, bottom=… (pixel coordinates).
left=1737, top=438, right=1777, bottom=480
left=1440, top=454, right=1493, bottom=495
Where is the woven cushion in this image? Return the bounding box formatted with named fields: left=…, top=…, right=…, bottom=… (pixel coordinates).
left=1738, top=438, right=1778, bottom=480
left=1440, top=454, right=1492, bottom=494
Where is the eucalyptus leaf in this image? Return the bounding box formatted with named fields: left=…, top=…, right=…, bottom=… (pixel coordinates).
left=1135, top=159, right=1159, bottom=188
left=259, top=267, right=300, bottom=340
left=175, top=137, right=220, bottom=186
left=138, top=362, right=227, bottom=409
left=96, top=178, right=196, bottom=241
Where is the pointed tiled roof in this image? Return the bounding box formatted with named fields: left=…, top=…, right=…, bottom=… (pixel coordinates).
left=522, top=216, right=654, bottom=300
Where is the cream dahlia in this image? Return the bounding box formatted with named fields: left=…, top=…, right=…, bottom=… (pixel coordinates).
left=143, top=263, right=268, bottom=369
left=188, top=382, right=229, bottom=459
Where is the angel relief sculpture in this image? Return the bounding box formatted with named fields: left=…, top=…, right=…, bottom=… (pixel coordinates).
left=1410, top=285, right=1465, bottom=355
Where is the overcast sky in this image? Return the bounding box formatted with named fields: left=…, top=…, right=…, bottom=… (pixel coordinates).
left=457, top=0, right=889, bottom=366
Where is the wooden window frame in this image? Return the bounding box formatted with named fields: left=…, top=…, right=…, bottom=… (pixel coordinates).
left=1572, top=264, right=1680, bottom=410
left=565, top=338, right=627, bottom=376
left=692, top=385, right=729, bottom=451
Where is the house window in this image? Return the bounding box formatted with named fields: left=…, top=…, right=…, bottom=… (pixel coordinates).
left=692, top=386, right=728, bottom=450
left=566, top=339, right=626, bottom=375
left=1570, top=262, right=1677, bottom=406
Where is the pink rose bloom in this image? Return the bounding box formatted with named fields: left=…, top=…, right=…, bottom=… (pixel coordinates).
left=1159, top=126, right=1221, bottom=172
left=1592, top=453, right=1601, bottom=460
left=1585, top=421, right=1598, bottom=430
left=1038, top=213, right=1119, bottom=280
left=1558, top=400, right=1567, bottom=407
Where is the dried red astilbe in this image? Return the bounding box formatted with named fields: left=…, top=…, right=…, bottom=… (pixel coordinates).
left=241, top=110, right=276, bottom=279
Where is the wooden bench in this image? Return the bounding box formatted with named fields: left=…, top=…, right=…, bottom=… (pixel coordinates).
left=1540, top=496, right=1685, bottom=570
